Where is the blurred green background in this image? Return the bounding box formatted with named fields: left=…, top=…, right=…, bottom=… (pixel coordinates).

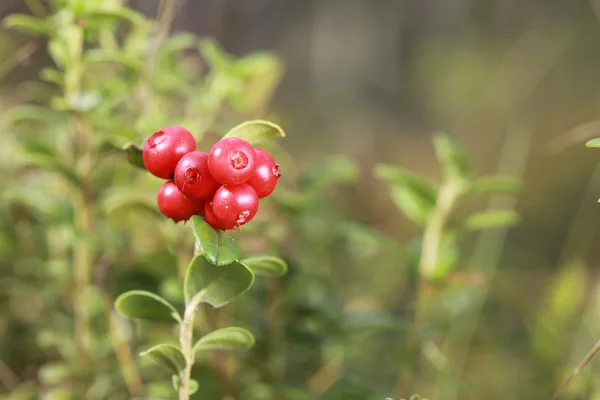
left=2, top=1, right=600, bottom=399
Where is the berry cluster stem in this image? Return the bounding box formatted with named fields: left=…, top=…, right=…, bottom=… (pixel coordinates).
left=179, top=294, right=203, bottom=400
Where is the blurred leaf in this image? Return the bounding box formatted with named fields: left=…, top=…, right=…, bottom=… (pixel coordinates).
left=462, top=210, right=520, bottom=231
left=40, top=67, right=63, bottom=85
left=199, top=38, right=234, bottom=71
left=122, top=143, right=146, bottom=170
left=172, top=376, right=199, bottom=394
left=585, top=138, right=600, bottom=148
left=86, top=7, right=146, bottom=25
left=184, top=255, right=254, bottom=307
left=38, top=362, right=75, bottom=385
left=429, top=232, right=460, bottom=280
left=343, top=313, right=403, bottom=334
left=302, top=156, right=360, bottom=191
left=5, top=381, right=38, bottom=400
left=157, top=33, right=198, bottom=59
left=100, top=187, right=158, bottom=216
left=374, top=164, right=438, bottom=226
left=115, top=290, right=181, bottom=323
left=140, top=344, right=185, bottom=375
left=191, top=216, right=239, bottom=266
left=468, top=175, right=522, bottom=196
left=3, top=14, right=50, bottom=35
left=433, top=132, right=470, bottom=178
left=193, top=327, right=255, bottom=353
left=18, top=141, right=80, bottom=187
left=241, top=255, right=288, bottom=277
left=222, top=120, right=285, bottom=145
left=4, top=105, right=63, bottom=126
left=83, top=49, right=143, bottom=71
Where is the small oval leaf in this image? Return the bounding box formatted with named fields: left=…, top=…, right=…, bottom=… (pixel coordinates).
left=586, top=138, right=600, bottom=148
left=193, top=327, right=255, bottom=353
left=462, top=210, right=520, bottom=232
left=191, top=216, right=239, bottom=266
left=433, top=132, right=470, bottom=178
left=222, top=120, right=285, bottom=145
left=115, top=290, right=181, bottom=323
left=122, top=143, right=146, bottom=170
left=240, top=255, right=287, bottom=277
left=468, top=176, right=522, bottom=196
left=3, top=14, right=50, bottom=35
left=184, top=255, right=254, bottom=307
left=140, top=344, right=185, bottom=375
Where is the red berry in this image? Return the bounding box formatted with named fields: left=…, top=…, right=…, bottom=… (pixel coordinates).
left=204, top=200, right=237, bottom=231
left=143, top=126, right=196, bottom=179
left=174, top=151, right=221, bottom=199
left=208, top=138, right=257, bottom=185
left=157, top=181, right=204, bottom=222
left=247, top=149, right=280, bottom=198
left=212, top=184, right=259, bottom=227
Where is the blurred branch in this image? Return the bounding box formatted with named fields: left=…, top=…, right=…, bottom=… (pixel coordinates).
left=0, top=40, right=41, bottom=81
left=545, top=120, right=600, bottom=155
left=551, top=339, right=600, bottom=400
left=0, top=359, right=19, bottom=391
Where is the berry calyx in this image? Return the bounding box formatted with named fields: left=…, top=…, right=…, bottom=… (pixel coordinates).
left=174, top=151, right=220, bottom=199
left=143, top=126, right=196, bottom=179
left=157, top=181, right=204, bottom=222
left=247, top=148, right=280, bottom=198
left=211, top=184, right=259, bottom=227
left=208, top=138, right=257, bottom=185
left=204, top=200, right=237, bottom=231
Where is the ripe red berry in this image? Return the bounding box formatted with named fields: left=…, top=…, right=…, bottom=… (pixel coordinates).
left=143, top=126, right=196, bottom=179
left=247, top=148, right=280, bottom=198
left=207, top=138, right=257, bottom=185
left=174, top=151, right=220, bottom=199
left=212, top=184, right=259, bottom=227
left=204, top=200, right=237, bottom=231
left=157, top=181, right=204, bottom=222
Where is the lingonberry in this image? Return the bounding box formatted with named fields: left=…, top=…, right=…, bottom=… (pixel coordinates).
left=247, top=148, right=280, bottom=198
left=207, top=138, right=257, bottom=185
left=174, top=151, right=220, bottom=199
left=204, top=200, right=237, bottom=231
left=212, top=184, right=259, bottom=227
left=143, top=126, right=196, bottom=179
left=157, top=181, right=204, bottom=222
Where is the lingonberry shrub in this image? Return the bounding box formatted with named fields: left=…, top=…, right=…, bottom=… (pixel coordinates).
left=143, top=126, right=197, bottom=179
left=116, top=120, right=287, bottom=399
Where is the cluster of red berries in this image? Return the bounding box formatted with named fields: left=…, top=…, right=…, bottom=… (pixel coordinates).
left=142, top=126, right=280, bottom=230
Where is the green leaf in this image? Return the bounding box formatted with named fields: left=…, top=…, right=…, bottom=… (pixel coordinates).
left=38, top=362, right=75, bottom=385
left=374, top=164, right=438, bottom=226
left=83, top=49, right=143, bottom=70
left=140, top=344, right=185, bottom=375
left=300, top=156, right=360, bottom=191
left=586, top=138, right=600, bottom=148
left=157, top=33, right=198, bottom=59
left=199, top=38, right=234, bottom=71
left=468, top=175, right=522, bottom=196
left=433, top=132, right=470, bottom=178
left=87, top=8, right=146, bottom=25
left=191, top=216, right=239, bottom=266
left=115, top=290, right=181, bottom=323
left=122, top=143, right=146, bottom=170
left=462, top=210, right=520, bottom=231
left=240, top=255, right=288, bottom=277
left=193, top=327, right=255, bottom=353
left=4, top=105, right=64, bottom=127
left=184, top=255, right=254, bottom=307
left=172, top=376, right=199, bottom=394
left=3, top=14, right=50, bottom=35
left=222, top=120, right=285, bottom=145
left=100, top=187, right=159, bottom=216
left=18, top=141, right=80, bottom=187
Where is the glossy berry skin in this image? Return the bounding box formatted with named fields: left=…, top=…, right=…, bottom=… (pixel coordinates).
left=247, top=148, right=280, bottom=198
left=174, top=151, right=220, bottom=199
left=204, top=200, right=237, bottom=231
left=157, top=181, right=204, bottom=222
left=208, top=138, right=257, bottom=185
left=212, top=184, right=259, bottom=227
left=143, top=126, right=196, bottom=179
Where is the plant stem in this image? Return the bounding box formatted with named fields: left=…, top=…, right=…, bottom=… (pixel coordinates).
left=551, top=338, right=600, bottom=400
left=418, top=179, right=464, bottom=278
left=179, top=294, right=203, bottom=400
